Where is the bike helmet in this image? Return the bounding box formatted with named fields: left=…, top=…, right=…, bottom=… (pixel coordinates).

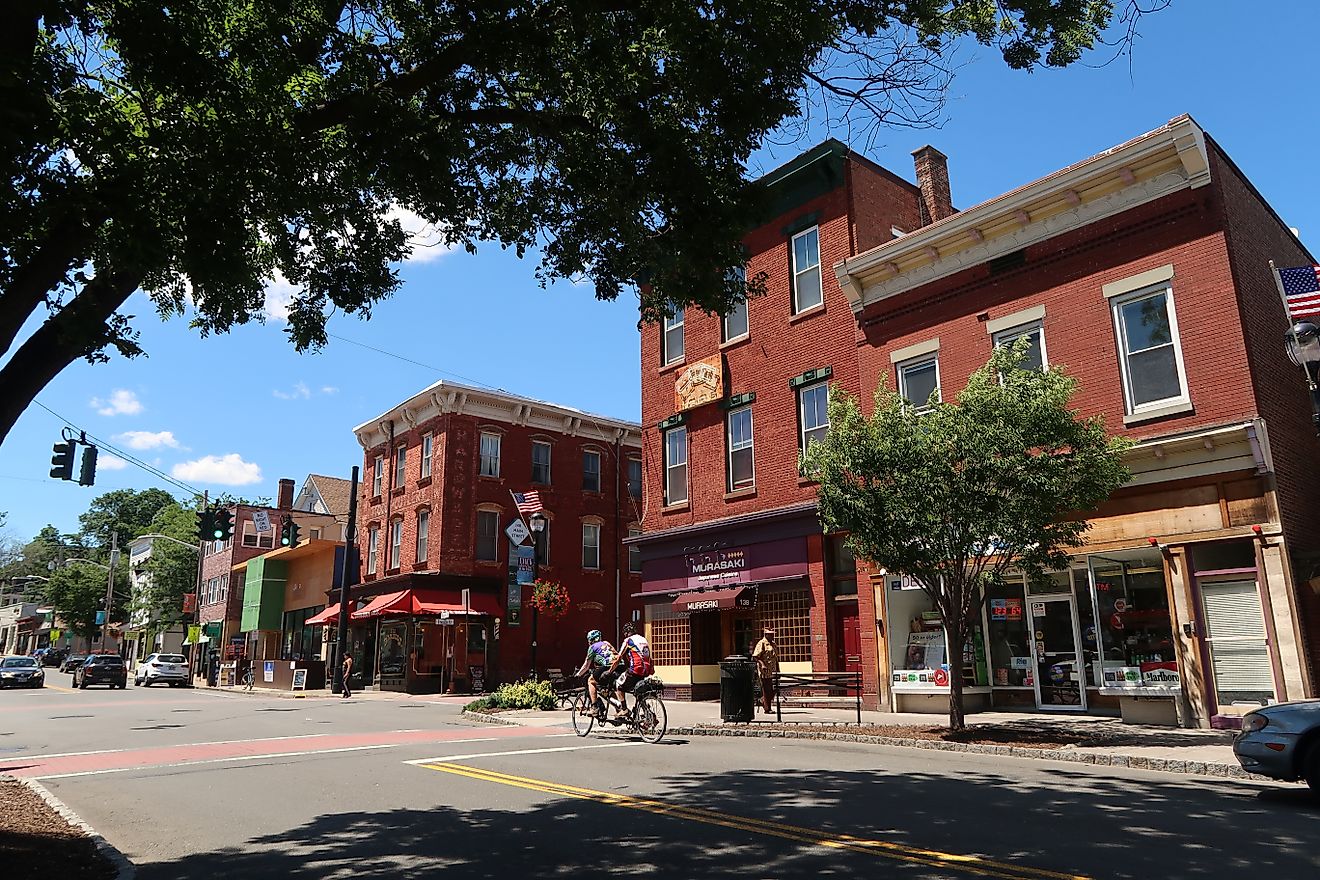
left=587, top=629, right=602, bottom=643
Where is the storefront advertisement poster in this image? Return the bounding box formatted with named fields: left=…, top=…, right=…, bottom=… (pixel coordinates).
left=904, top=631, right=945, bottom=670
left=1102, top=666, right=1143, bottom=687
left=263, top=660, right=274, bottom=683
left=1010, top=656, right=1032, bottom=670
left=990, top=598, right=1007, bottom=620
left=1140, top=661, right=1180, bottom=687
left=1005, top=599, right=1022, bottom=620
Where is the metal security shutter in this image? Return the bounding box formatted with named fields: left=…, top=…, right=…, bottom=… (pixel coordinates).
left=1200, top=580, right=1274, bottom=699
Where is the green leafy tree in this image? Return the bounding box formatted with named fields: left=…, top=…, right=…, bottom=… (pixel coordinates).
left=0, top=1, right=1160, bottom=444
left=43, top=555, right=131, bottom=642
left=803, top=344, right=1131, bottom=729
left=137, top=501, right=202, bottom=625
left=77, top=488, right=176, bottom=549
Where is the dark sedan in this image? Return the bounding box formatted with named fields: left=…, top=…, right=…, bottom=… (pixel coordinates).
left=0, top=656, right=45, bottom=688
left=59, top=654, right=86, bottom=673
left=73, top=654, right=127, bottom=689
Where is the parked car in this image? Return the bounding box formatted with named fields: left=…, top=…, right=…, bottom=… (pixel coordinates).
left=0, top=656, right=45, bottom=688
left=1233, top=699, right=1320, bottom=796
left=59, top=654, right=87, bottom=673
left=40, top=649, right=67, bottom=668
left=73, top=654, right=127, bottom=689
left=135, top=653, right=190, bottom=687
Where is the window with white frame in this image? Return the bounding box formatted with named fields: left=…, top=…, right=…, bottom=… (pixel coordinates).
left=662, top=310, right=684, bottom=365
left=479, top=432, right=501, bottom=478
left=898, top=356, right=940, bottom=410
left=627, top=457, right=642, bottom=500
left=420, top=433, right=433, bottom=479
left=993, top=322, right=1047, bottom=372
left=722, top=267, right=749, bottom=342
left=367, top=525, right=379, bottom=575
left=1112, top=285, right=1189, bottom=414
left=664, top=426, right=688, bottom=505
left=582, top=522, right=601, bottom=570
left=531, top=440, right=552, bottom=484
left=582, top=450, right=601, bottom=492
left=372, top=455, right=383, bottom=496
left=628, top=527, right=643, bottom=573
left=727, top=406, right=754, bottom=491
left=415, top=509, right=429, bottom=564
left=798, top=383, right=829, bottom=449
left=241, top=520, right=274, bottom=549
left=475, top=510, right=500, bottom=562
left=791, top=227, right=823, bottom=313
left=388, top=519, right=402, bottom=569
left=394, top=444, right=407, bottom=488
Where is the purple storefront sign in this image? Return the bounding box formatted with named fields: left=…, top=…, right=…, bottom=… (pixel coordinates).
left=639, top=536, right=809, bottom=596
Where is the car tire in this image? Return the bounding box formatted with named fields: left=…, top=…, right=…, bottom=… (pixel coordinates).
left=1300, top=742, right=1320, bottom=797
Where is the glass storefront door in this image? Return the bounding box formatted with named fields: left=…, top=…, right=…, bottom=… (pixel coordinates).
left=1032, top=596, right=1087, bottom=710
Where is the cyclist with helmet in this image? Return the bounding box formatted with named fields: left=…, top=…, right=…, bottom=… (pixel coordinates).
left=605, top=622, right=654, bottom=722
left=574, top=629, right=616, bottom=718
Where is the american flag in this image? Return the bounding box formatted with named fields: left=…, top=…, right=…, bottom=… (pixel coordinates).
left=1279, top=265, right=1320, bottom=320
left=512, top=491, right=543, bottom=514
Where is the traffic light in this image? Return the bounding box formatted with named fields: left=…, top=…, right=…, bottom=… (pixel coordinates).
left=214, top=508, right=234, bottom=542
left=78, top=444, right=98, bottom=487
left=196, top=508, right=217, bottom=542
left=50, top=439, right=77, bottom=480
left=280, top=515, right=301, bottom=547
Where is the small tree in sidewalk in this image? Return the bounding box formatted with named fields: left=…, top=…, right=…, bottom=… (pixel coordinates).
left=803, top=344, right=1130, bottom=730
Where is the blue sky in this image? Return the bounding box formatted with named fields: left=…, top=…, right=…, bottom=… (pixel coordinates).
left=2, top=2, right=1317, bottom=541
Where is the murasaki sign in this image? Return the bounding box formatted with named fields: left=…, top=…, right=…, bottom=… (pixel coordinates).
left=684, top=548, right=748, bottom=586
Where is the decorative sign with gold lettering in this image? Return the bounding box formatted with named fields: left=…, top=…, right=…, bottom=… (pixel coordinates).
left=674, top=356, right=724, bottom=411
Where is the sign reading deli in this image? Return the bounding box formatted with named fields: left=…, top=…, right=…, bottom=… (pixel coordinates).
left=685, top=547, right=747, bottom=584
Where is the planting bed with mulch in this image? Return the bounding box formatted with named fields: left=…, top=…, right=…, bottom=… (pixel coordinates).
left=706, top=724, right=1084, bottom=750
left=0, top=779, right=116, bottom=879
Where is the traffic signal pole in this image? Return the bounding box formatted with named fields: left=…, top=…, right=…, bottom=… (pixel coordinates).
left=100, top=531, right=118, bottom=650
left=333, top=467, right=359, bottom=695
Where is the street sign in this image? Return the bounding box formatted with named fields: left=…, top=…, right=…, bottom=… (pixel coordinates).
left=515, top=545, right=536, bottom=584
left=252, top=510, right=272, bottom=534
left=504, top=518, right=530, bottom=545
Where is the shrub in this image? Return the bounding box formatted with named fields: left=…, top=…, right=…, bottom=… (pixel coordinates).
left=491, top=678, right=558, bottom=711
left=464, top=696, right=500, bottom=713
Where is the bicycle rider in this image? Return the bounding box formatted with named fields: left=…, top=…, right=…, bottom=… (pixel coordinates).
left=604, top=622, right=653, bottom=723
left=574, top=629, right=616, bottom=718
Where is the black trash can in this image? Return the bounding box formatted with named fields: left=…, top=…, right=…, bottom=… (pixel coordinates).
left=719, top=655, right=756, bottom=722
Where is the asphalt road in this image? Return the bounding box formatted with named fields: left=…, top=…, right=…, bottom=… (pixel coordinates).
left=3, top=674, right=1318, bottom=880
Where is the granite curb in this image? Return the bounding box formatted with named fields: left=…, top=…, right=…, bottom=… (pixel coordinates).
left=668, top=725, right=1258, bottom=781
left=5, top=774, right=136, bottom=880
left=460, top=709, right=520, bottom=726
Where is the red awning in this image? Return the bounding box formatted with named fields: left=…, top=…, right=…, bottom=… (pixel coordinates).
left=352, top=591, right=411, bottom=619
left=671, top=586, right=756, bottom=614
left=344, top=589, right=504, bottom=621
left=306, top=605, right=342, bottom=626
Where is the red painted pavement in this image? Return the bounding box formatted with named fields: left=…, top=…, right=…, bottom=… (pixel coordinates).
left=1, top=726, right=551, bottom=779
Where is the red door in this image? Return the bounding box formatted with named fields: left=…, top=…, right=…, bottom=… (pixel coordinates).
left=837, top=603, right=861, bottom=673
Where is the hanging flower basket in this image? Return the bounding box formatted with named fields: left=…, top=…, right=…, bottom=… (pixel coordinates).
left=527, top=579, right=571, bottom=619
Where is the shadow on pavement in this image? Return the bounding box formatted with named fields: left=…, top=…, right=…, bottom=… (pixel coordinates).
left=137, top=764, right=1320, bottom=880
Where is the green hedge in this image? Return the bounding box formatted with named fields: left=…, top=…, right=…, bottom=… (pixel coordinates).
left=464, top=677, right=557, bottom=713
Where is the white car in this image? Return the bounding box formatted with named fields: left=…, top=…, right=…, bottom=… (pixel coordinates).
left=135, top=653, right=190, bottom=687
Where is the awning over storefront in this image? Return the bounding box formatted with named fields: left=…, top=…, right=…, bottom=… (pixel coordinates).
left=342, top=589, right=504, bottom=621
left=305, top=604, right=342, bottom=626
left=671, top=586, right=756, bottom=614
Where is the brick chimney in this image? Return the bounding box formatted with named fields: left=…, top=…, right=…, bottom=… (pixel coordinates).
left=912, top=145, right=954, bottom=226
left=277, top=478, right=295, bottom=511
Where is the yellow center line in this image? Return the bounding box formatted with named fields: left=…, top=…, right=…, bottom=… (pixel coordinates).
left=418, top=761, right=1090, bottom=880
left=43, top=683, right=78, bottom=693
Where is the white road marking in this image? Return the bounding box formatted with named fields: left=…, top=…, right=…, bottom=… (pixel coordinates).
left=404, top=741, right=645, bottom=765
left=28, top=736, right=503, bottom=780
left=16, top=733, right=329, bottom=761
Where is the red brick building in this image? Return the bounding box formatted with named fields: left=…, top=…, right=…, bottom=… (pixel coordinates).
left=348, top=381, right=642, bottom=693
left=634, top=119, right=1319, bottom=727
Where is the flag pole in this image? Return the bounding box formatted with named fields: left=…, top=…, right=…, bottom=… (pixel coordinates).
left=1270, top=260, right=1293, bottom=326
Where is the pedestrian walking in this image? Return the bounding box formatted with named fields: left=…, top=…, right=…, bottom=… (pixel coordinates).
left=752, top=627, right=779, bottom=714
left=341, top=653, right=353, bottom=699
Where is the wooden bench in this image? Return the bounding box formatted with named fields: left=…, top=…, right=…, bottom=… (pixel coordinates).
left=773, top=671, right=862, bottom=724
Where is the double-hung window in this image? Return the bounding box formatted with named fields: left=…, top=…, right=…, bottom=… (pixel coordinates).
left=628, top=527, right=643, bottom=574
left=475, top=510, right=499, bottom=562
left=582, top=522, right=601, bottom=570
left=1112, top=285, right=1189, bottom=416
left=394, top=444, right=407, bottom=489
left=663, top=427, right=688, bottom=506
left=898, top=356, right=940, bottom=410
left=388, top=519, right=402, bottom=570
left=798, top=383, right=829, bottom=449
left=420, top=433, right=433, bottom=479
left=372, top=455, right=383, bottom=496
left=722, top=267, right=749, bottom=342
left=727, top=406, right=754, bottom=491
left=791, top=227, right=823, bottom=313
left=627, top=457, right=643, bottom=500
left=993, top=322, right=1047, bottom=372
left=480, top=432, right=501, bottom=478
left=531, top=440, right=552, bottom=484
left=241, top=520, right=274, bottom=550
left=367, top=526, right=379, bottom=575
left=415, top=509, right=429, bottom=564
left=662, top=311, right=685, bottom=365
left=582, top=450, right=601, bottom=492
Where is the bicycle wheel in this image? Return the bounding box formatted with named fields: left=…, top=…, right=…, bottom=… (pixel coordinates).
left=570, top=690, right=595, bottom=737
left=635, top=694, right=667, bottom=744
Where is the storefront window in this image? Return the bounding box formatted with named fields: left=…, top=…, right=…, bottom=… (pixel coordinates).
left=828, top=536, right=858, bottom=597
left=282, top=606, right=324, bottom=661
left=1089, top=553, right=1175, bottom=689
left=648, top=608, right=690, bottom=666
left=985, top=580, right=1030, bottom=687
left=755, top=588, right=812, bottom=663
left=886, top=576, right=987, bottom=690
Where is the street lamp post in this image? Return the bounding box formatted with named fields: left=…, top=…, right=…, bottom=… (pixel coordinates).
left=132, top=533, right=204, bottom=678
left=528, top=511, right=547, bottom=679
left=1285, top=320, right=1320, bottom=436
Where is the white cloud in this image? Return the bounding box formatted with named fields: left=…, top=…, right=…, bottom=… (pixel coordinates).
left=98, top=454, right=129, bottom=471
left=263, top=270, right=297, bottom=322
left=273, top=381, right=311, bottom=400
left=114, top=430, right=183, bottom=451
left=90, top=389, right=142, bottom=416
left=320, top=386, right=339, bottom=395
left=171, top=454, right=263, bottom=486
